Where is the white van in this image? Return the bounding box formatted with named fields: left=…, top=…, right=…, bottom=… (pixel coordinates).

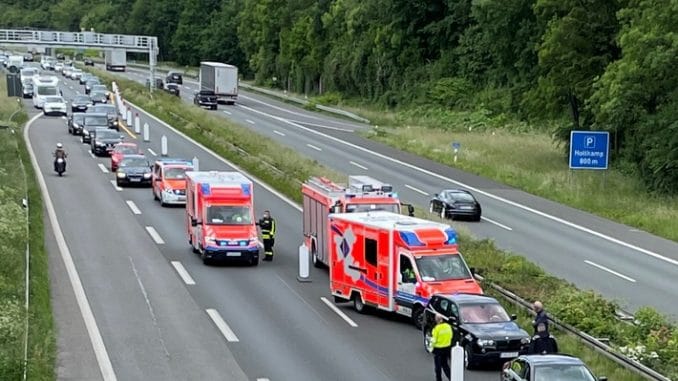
left=20, top=67, right=38, bottom=83
left=32, top=76, right=60, bottom=109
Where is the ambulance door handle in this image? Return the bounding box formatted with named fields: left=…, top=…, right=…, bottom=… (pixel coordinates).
left=348, top=265, right=367, bottom=274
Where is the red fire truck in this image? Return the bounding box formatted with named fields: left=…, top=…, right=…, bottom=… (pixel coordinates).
left=185, top=171, right=260, bottom=265
left=329, top=211, right=482, bottom=327
left=302, top=175, right=414, bottom=267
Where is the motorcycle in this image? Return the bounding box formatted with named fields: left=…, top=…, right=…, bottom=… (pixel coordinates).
left=54, top=158, right=66, bottom=176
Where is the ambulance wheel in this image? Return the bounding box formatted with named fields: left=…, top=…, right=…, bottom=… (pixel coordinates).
left=312, top=248, right=324, bottom=268
left=352, top=293, right=367, bottom=314
left=412, top=305, right=425, bottom=329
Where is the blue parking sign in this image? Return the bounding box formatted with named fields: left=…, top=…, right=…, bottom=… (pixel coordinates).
left=569, top=131, right=609, bottom=170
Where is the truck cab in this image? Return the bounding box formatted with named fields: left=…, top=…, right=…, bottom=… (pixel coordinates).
left=152, top=159, right=194, bottom=206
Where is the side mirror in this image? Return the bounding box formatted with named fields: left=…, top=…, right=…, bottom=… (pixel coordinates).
left=598, top=378, right=607, bottom=381
left=191, top=218, right=198, bottom=227
left=511, top=314, right=517, bottom=321
left=469, top=267, right=476, bottom=275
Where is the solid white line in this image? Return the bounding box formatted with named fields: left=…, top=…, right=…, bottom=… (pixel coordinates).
left=320, top=297, right=358, bottom=327
left=171, top=261, right=196, bottom=285
left=306, top=143, right=322, bottom=152
left=256, top=378, right=271, bottom=381
left=147, top=148, right=157, bottom=156
left=88, top=151, right=95, bottom=159
left=24, top=114, right=118, bottom=380
left=350, top=161, right=368, bottom=170
left=238, top=104, right=678, bottom=267
left=145, top=226, right=165, bottom=244
left=481, top=216, right=513, bottom=231
left=222, top=110, right=232, bottom=115
left=246, top=119, right=255, bottom=125
left=110, top=180, right=122, bottom=191
left=288, top=119, right=354, bottom=132
left=206, top=309, right=240, bottom=342
left=239, top=94, right=323, bottom=121
left=97, top=163, right=109, bottom=173
left=125, top=200, right=142, bottom=215
left=405, top=184, right=429, bottom=196
left=273, top=130, right=285, bottom=136
left=584, top=260, right=637, bottom=283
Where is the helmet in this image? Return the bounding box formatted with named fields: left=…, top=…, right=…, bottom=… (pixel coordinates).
left=56, top=143, right=63, bottom=149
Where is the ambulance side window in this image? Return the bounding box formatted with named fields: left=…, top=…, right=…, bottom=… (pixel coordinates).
left=365, top=238, right=377, bottom=266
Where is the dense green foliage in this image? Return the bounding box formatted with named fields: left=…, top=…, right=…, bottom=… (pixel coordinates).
left=1, top=0, right=676, bottom=192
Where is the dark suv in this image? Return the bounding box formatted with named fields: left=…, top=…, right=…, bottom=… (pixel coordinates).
left=194, top=90, right=217, bottom=110
left=90, top=128, right=124, bottom=156
left=88, top=104, right=119, bottom=130
left=422, top=293, right=530, bottom=369
left=81, top=113, right=110, bottom=144
left=166, top=72, right=183, bottom=84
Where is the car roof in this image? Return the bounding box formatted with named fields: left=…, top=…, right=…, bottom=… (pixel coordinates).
left=443, top=189, right=473, bottom=196
left=115, top=142, right=137, bottom=147
left=120, top=154, right=147, bottom=160
left=436, top=293, right=498, bottom=304
left=522, top=354, right=585, bottom=366
left=85, top=112, right=108, bottom=116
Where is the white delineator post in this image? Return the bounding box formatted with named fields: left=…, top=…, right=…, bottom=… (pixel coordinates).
left=161, top=135, right=168, bottom=156
left=297, top=244, right=311, bottom=282
left=143, top=123, right=150, bottom=142
left=127, top=108, right=132, bottom=126
left=451, top=342, right=464, bottom=380
left=134, top=113, right=141, bottom=134
left=192, top=156, right=199, bottom=171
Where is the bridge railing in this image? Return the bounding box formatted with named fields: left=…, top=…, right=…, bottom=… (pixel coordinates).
left=0, top=29, right=157, bottom=53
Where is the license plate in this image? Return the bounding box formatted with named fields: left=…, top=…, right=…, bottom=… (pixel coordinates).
left=226, top=252, right=241, bottom=257
left=130, top=178, right=141, bottom=182
left=500, top=352, right=519, bottom=358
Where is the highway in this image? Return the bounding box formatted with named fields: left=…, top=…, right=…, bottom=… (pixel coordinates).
left=111, top=65, right=678, bottom=318
left=28, top=70, right=498, bottom=380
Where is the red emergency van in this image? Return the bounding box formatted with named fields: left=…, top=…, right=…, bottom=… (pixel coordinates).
left=302, top=175, right=413, bottom=267
left=329, top=211, right=483, bottom=327
left=185, top=171, right=260, bottom=265
left=151, top=158, right=194, bottom=206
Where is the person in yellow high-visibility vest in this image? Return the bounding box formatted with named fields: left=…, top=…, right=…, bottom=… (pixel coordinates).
left=257, top=210, right=276, bottom=261
left=431, top=314, right=453, bottom=381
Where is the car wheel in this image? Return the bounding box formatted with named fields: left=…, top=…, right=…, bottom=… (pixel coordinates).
left=439, top=206, right=446, bottom=219
left=116, top=179, right=122, bottom=187
left=160, top=193, right=167, bottom=207
left=464, top=344, right=477, bottom=370
left=412, top=305, right=425, bottom=329
left=423, top=325, right=433, bottom=353
left=249, top=256, right=259, bottom=267
left=429, top=202, right=435, bottom=214
left=473, top=213, right=481, bottom=222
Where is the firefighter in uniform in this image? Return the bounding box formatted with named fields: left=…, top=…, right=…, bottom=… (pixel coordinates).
left=431, top=313, right=453, bottom=381
left=257, top=210, right=276, bottom=261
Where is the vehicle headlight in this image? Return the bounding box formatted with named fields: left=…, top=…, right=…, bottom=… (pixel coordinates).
left=205, top=237, right=216, bottom=244
left=143, top=173, right=151, bottom=178
left=83, top=130, right=89, bottom=135
left=96, top=142, right=105, bottom=146
left=117, top=172, right=126, bottom=178
left=521, top=337, right=531, bottom=345
left=477, top=339, right=495, bottom=347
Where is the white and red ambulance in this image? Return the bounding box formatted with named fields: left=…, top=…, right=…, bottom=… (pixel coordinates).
left=328, top=211, right=483, bottom=327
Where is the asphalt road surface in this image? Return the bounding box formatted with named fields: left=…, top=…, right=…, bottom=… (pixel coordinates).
left=111, top=65, right=678, bottom=319
left=27, top=70, right=499, bottom=380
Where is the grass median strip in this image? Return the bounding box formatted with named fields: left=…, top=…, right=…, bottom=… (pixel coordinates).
left=87, top=67, right=674, bottom=380
left=1, top=78, right=55, bottom=380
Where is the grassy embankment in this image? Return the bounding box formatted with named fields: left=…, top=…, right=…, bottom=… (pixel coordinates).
left=0, top=78, right=55, bottom=379
left=87, top=66, right=672, bottom=380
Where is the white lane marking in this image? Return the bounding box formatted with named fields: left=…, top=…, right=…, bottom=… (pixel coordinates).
left=481, top=216, right=513, bottom=231
left=129, top=257, right=170, bottom=358
left=88, top=151, right=95, bottom=159
left=584, top=260, right=637, bottom=283
left=405, top=184, right=429, bottom=196
left=122, top=99, right=296, bottom=211
left=350, top=161, right=368, bottom=170
left=306, top=143, right=322, bottom=152
left=24, top=114, right=118, bottom=380
left=110, top=180, right=123, bottom=191
left=239, top=94, right=322, bottom=121
left=145, top=226, right=165, bottom=244
left=171, top=261, right=196, bottom=285
left=125, top=200, right=142, bottom=215
left=246, top=119, right=255, bottom=125
left=222, top=110, right=232, bottom=115
left=288, top=119, right=354, bottom=132
left=97, top=163, right=109, bottom=173
left=320, top=297, right=358, bottom=327
left=273, top=130, right=285, bottom=137
left=184, top=86, right=190, bottom=90
left=206, top=309, right=240, bottom=342
left=257, top=379, right=271, bottom=381
left=238, top=104, right=678, bottom=267
left=147, top=148, right=157, bottom=156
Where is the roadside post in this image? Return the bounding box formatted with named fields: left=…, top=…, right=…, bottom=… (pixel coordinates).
left=161, top=135, right=168, bottom=156
left=134, top=113, right=140, bottom=134
left=452, top=142, right=461, bottom=163
left=451, top=342, right=464, bottom=380
left=192, top=156, right=199, bottom=171
left=297, top=243, right=312, bottom=282
left=568, top=131, right=610, bottom=189
left=127, top=108, right=132, bottom=127
left=143, top=123, right=150, bottom=142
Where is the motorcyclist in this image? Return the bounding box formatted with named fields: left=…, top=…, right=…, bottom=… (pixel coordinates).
left=53, top=143, right=67, bottom=171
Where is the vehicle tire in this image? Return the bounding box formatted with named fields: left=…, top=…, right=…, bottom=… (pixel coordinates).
left=412, top=305, right=425, bottom=329
left=429, top=202, right=435, bottom=214
left=423, top=325, right=433, bottom=353
left=250, top=257, right=259, bottom=266
left=439, top=206, right=446, bottom=220
left=352, top=293, right=367, bottom=314
left=464, top=344, right=477, bottom=370
left=473, top=213, right=481, bottom=222
left=311, top=242, right=324, bottom=268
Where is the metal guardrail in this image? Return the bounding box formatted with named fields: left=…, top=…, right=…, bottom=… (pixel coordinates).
left=0, top=28, right=158, bottom=53
left=475, top=274, right=672, bottom=381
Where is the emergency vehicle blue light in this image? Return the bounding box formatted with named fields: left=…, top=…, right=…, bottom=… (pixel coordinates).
left=444, top=228, right=457, bottom=245
left=399, top=231, right=425, bottom=246
left=201, top=183, right=211, bottom=195
left=241, top=183, right=250, bottom=196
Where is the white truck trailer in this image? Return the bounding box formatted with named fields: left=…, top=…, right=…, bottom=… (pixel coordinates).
left=105, top=50, right=126, bottom=72
left=199, top=62, right=238, bottom=105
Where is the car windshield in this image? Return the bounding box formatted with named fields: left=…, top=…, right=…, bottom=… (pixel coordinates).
left=415, top=254, right=472, bottom=281
left=93, top=85, right=107, bottom=91
left=449, top=192, right=475, bottom=202
left=534, top=364, right=597, bottom=381
left=206, top=206, right=252, bottom=225
left=85, top=115, right=108, bottom=125
left=115, top=145, right=138, bottom=154
left=74, top=96, right=90, bottom=103
left=92, top=106, right=115, bottom=113
left=96, top=130, right=121, bottom=139
left=345, top=203, right=400, bottom=213
left=165, top=167, right=188, bottom=179
left=120, top=158, right=148, bottom=168
left=37, top=86, right=58, bottom=95
left=458, top=303, right=511, bottom=324
left=45, top=97, right=63, bottom=103
left=92, top=92, right=106, bottom=98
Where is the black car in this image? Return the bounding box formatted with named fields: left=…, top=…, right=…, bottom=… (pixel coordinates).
left=81, top=113, right=110, bottom=144
left=166, top=71, right=183, bottom=85
left=56, top=53, right=65, bottom=60
left=79, top=73, right=93, bottom=85
left=84, top=58, right=94, bottom=66
left=422, top=293, right=530, bottom=369
left=429, top=189, right=482, bottom=221
left=501, top=354, right=607, bottom=381
left=85, top=79, right=101, bottom=94
left=164, top=83, right=180, bottom=96
left=71, top=95, right=92, bottom=112
left=23, top=53, right=33, bottom=62
left=88, top=104, right=119, bottom=130
left=90, top=90, right=108, bottom=104
left=68, top=113, right=87, bottom=135
left=90, top=128, right=124, bottom=156
left=194, top=90, right=218, bottom=110
left=115, top=155, right=152, bottom=187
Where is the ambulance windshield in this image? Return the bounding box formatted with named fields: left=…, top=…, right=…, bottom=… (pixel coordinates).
left=164, top=167, right=188, bottom=179
left=415, top=254, right=471, bottom=281
left=206, top=205, right=252, bottom=225
left=345, top=203, right=400, bottom=213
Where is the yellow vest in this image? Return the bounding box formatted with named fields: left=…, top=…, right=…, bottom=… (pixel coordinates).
left=432, top=322, right=453, bottom=348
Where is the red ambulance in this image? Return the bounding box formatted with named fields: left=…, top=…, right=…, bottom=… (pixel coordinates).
left=185, top=171, right=260, bottom=265
left=329, top=211, right=483, bottom=327
left=151, top=158, right=194, bottom=206
left=302, top=175, right=414, bottom=267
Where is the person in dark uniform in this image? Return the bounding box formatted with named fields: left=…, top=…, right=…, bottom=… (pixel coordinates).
left=532, top=301, right=549, bottom=335
left=53, top=142, right=67, bottom=171
left=528, top=323, right=558, bottom=354
left=257, top=210, right=276, bottom=261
